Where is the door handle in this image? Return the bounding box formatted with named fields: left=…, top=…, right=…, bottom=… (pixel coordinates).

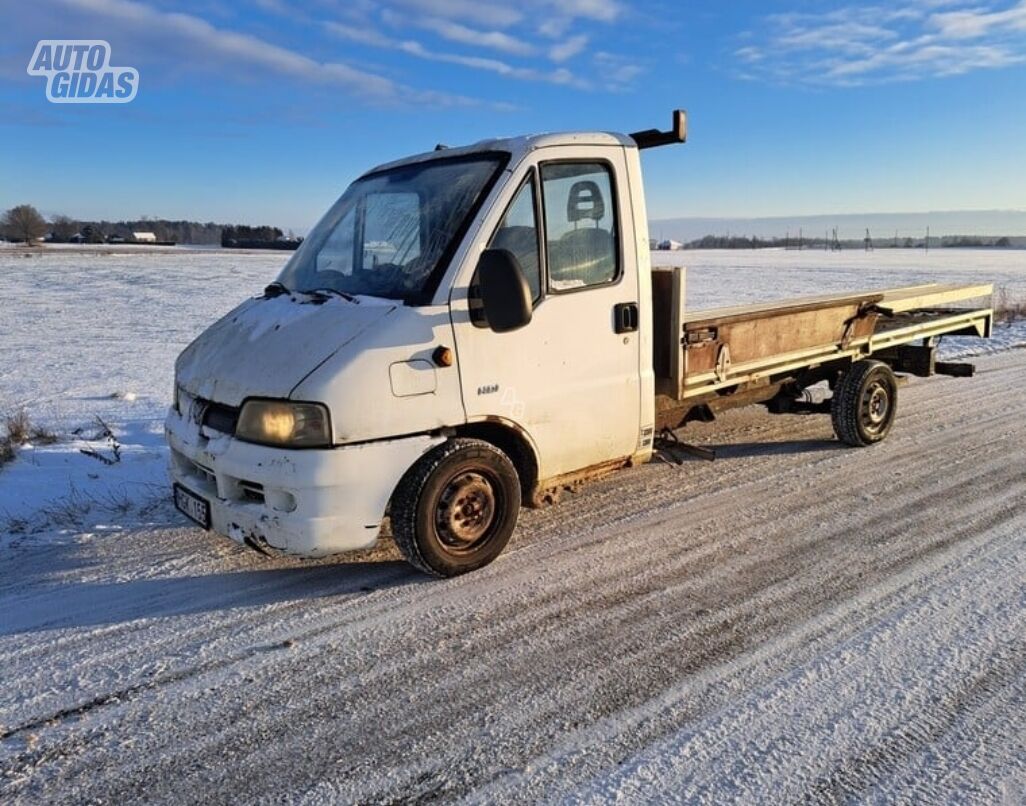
left=614, top=302, right=639, bottom=334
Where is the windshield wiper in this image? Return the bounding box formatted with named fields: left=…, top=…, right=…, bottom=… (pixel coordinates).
left=309, top=287, right=359, bottom=304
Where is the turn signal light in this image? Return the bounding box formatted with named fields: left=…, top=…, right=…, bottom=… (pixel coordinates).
left=433, top=346, right=454, bottom=367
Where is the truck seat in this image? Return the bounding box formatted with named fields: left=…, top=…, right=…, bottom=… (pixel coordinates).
left=548, top=179, right=616, bottom=288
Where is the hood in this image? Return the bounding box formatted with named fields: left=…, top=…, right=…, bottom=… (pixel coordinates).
left=176, top=293, right=397, bottom=405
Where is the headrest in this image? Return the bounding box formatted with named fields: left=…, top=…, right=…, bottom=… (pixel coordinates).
left=567, top=180, right=605, bottom=223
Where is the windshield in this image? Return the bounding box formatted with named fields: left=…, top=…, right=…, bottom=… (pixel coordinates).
left=278, top=154, right=506, bottom=304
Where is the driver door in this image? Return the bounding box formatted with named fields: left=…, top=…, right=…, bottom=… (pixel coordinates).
left=451, top=147, right=642, bottom=482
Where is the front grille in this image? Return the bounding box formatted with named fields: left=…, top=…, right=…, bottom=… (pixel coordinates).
left=201, top=400, right=240, bottom=435
left=239, top=479, right=265, bottom=503
left=193, top=461, right=216, bottom=484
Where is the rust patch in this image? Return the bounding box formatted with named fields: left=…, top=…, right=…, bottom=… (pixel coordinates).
left=528, top=455, right=632, bottom=508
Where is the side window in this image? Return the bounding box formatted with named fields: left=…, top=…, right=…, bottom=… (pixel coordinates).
left=472, top=176, right=542, bottom=326
left=488, top=177, right=542, bottom=299
left=541, top=162, right=618, bottom=291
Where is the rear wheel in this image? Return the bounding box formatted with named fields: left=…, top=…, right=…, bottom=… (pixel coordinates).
left=831, top=359, right=898, bottom=447
left=391, top=438, right=521, bottom=577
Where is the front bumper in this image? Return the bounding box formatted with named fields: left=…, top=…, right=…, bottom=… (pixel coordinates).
left=165, top=407, right=443, bottom=557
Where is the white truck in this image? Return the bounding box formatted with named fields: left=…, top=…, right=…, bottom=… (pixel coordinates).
left=166, top=111, right=993, bottom=576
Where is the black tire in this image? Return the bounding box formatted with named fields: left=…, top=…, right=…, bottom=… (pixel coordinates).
left=391, top=438, right=521, bottom=577
left=831, top=359, right=898, bottom=447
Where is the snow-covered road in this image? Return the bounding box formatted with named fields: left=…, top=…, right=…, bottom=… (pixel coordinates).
left=3, top=345, right=1025, bottom=803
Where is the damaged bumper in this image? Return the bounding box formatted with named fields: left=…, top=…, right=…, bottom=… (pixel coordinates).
left=165, top=407, right=442, bottom=557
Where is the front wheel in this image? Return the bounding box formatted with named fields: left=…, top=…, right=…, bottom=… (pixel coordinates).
left=391, top=438, right=521, bottom=577
left=831, top=359, right=898, bottom=447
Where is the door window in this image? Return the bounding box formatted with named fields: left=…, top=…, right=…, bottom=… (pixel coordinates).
left=488, top=177, right=542, bottom=299
left=472, top=176, right=543, bottom=326
left=540, top=162, right=619, bottom=291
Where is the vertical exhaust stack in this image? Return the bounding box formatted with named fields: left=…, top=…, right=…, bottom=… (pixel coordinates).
left=630, top=110, right=688, bottom=150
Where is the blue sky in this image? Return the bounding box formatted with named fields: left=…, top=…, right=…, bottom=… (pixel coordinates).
left=1, top=0, right=1025, bottom=231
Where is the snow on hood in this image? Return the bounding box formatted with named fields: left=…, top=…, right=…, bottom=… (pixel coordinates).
left=175, top=293, right=397, bottom=406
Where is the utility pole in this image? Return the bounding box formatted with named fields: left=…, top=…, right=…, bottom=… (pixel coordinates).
left=864, top=228, right=873, bottom=251
left=799, top=227, right=803, bottom=251
left=925, top=225, right=930, bottom=254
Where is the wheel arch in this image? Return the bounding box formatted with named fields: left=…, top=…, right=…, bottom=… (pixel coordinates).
left=451, top=417, right=540, bottom=506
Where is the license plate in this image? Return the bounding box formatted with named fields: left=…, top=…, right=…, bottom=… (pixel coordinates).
left=174, top=483, right=210, bottom=529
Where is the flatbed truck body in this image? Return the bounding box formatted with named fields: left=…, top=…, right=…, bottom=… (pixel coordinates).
left=653, top=275, right=992, bottom=428
left=166, top=111, right=993, bottom=576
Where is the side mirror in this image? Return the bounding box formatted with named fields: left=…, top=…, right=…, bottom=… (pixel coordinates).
left=477, top=248, right=532, bottom=333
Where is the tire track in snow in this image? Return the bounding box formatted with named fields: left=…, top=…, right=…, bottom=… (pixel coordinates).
left=10, top=445, right=1026, bottom=795
left=3, top=420, right=1016, bottom=760
left=563, top=524, right=1026, bottom=805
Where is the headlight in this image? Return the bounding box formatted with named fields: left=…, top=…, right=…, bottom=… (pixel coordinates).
left=235, top=400, right=332, bottom=448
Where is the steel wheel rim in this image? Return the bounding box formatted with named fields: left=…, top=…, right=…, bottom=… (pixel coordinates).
left=862, top=379, right=891, bottom=433
left=434, top=470, right=500, bottom=554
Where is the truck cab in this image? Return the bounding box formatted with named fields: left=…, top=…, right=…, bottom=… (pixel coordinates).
left=167, top=124, right=663, bottom=575
left=167, top=111, right=992, bottom=576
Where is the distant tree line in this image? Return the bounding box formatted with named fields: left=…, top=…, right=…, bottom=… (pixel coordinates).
left=38, top=216, right=223, bottom=244
left=221, top=224, right=294, bottom=248
left=671, top=233, right=1022, bottom=250
left=0, top=203, right=299, bottom=247
left=943, top=235, right=1013, bottom=248
left=684, top=235, right=790, bottom=249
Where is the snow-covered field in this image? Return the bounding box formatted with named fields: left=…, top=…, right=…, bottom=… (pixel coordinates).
left=0, top=245, right=285, bottom=532
left=2, top=245, right=1026, bottom=802
left=1, top=245, right=1023, bottom=534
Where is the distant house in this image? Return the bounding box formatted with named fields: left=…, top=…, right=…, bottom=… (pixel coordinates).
left=132, top=231, right=157, bottom=242
left=658, top=239, right=684, bottom=251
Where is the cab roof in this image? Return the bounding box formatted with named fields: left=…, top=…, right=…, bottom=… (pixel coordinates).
left=362, top=131, right=637, bottom=178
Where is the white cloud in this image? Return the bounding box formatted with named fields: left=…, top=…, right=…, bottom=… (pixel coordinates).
left=60, top=0, right=636, bottom=100
left=52, top=0, right=490, bottom=105
left=535, top=0, right=621, bottom=39
left=320, top=0, right=634, bottom=88
left=324, top=20, right=589, bottom=87
left=389, top=0, right=522, bottom=28
left=388, top=0, right=621, bottom=31
left=930, top=1, right=1026, bottom=37
left=401, top=41, right=584, bottom=85
left=549, top=34, right=589, bottom=62
left=592, top=50, right=644, bottom=90
left=737, top=1, right=1026, bottom=86
left=735, top=46, right=764, bottom=63
left=323, top=21, right=394, bottom=48
left=554, top=0, right=620, bottom=23
left=415, top=17, right=536, bottom=56
left=251, top=0, right=292, bottom=15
